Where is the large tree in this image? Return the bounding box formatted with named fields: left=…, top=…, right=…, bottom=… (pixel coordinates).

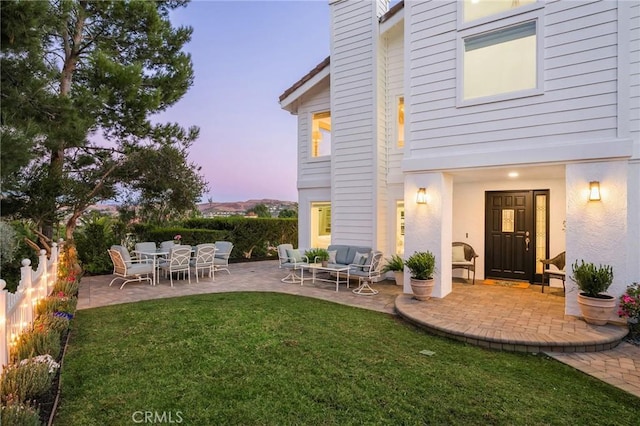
left=1, top=0, right=207, bottom=239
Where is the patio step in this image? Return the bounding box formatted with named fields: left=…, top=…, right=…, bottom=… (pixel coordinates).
left=394, top=289, right=629, bottom=353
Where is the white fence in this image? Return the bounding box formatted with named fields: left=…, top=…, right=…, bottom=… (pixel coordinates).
left=0, top=242, right=61, bottom=374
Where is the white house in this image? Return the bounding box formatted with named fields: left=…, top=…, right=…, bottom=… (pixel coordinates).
left=279, top=0, right=640, bottom=316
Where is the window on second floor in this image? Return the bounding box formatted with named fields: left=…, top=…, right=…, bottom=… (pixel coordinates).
left=397, top=96, right=404, bottom=148
left=311, top=111, right=331, bottom=158
left=462, top=20, right=538, bottom=102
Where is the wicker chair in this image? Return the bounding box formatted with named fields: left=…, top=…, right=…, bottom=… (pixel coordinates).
left=540, top=251, right=566, bottom=293
left=452, top=242, right=479, bottom=284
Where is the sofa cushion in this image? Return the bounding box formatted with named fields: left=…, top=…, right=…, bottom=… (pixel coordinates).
left=328, top=250, right=337, bottom=264
left=329, top=245, right=350, bottom=265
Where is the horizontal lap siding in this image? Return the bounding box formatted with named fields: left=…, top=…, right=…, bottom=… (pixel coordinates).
left=407, top=1, right=619, bottom=158
left=631, top=2, right=640, bottom=138
left=330, top=0, right=378, bottom=245
left=298, top=82, right=331, bottom=186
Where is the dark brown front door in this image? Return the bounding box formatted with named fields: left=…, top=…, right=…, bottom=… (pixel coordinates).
left=485, top=191, right=535, bottom=282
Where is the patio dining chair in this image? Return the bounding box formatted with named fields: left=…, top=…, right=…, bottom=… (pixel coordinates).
left=134, top=242, right=157, bottom=262
left=213, top=241, right=233, bottom=275
left=191, top=243, right=216, bottom=283
left=107, top=248, right=154, bottom=289
left=158, top=246, right=192, bottom=287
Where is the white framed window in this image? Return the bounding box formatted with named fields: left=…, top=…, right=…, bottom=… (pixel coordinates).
left=457, top=3, right=544, bottom=107
left=311, top=111, right=331, bottom=158
left=311, top=202, right=331, bottom=249
left=396, top=96, right=404, bottom=149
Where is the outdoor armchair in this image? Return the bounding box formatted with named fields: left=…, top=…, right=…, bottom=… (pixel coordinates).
left=540, top=251, right=566, bottom=293
left=452, top=242, right=479, bottom=284
left=107, top=248, right=154, bottom=289
left=277, top=244, right=309, bottom=283
left=348, top=250, right=384, bottom=295
left=134, top=242, right=157, bottom=262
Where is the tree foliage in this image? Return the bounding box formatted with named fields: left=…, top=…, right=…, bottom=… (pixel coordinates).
left=247, top=204, right=271, bottom=218
left=0, top=0, right=207, bottom=239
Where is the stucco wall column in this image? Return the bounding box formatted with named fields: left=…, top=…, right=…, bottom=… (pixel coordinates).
left=404, top=173, right=453, bottom=298
left=565, top=161, right=629, bottom=317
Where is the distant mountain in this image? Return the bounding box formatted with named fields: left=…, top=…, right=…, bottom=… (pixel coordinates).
left=197, top=199, right=297, bottom=217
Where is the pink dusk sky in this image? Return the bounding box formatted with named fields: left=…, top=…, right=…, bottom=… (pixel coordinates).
left=154, top=0, right=332, bottom=203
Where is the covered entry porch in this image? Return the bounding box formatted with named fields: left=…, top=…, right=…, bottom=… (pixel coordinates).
left=396, top=279, right=628, bottom=353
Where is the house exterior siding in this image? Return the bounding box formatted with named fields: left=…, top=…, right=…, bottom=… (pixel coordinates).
left=297, top=79, right=332, bottom=188
left=329, top=0, right=388, bottom=246
left=280, top=0, right=639, bottom=316
left=404, top=0, right=629, bottom=172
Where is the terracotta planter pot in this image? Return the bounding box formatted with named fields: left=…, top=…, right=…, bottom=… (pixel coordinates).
left=410, top=278, right=434, bottom=301
left=321, top=260, right=328, bottom=267
left=393, top=271, right=404, bottom=286
left=577, top=293, right=616, bottom=325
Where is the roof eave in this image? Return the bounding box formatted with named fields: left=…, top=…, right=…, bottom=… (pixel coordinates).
left=279, top=64, right=330, bottom=113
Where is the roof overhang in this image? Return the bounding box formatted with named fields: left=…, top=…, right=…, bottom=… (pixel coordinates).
left=279, top=57, right=330, bottom=114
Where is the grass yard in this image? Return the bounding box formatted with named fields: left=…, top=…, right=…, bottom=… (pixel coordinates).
left=57, top=292, right=639, bottom=425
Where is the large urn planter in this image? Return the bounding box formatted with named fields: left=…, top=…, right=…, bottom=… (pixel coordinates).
left=577, top=293, right=616, bottom=325
left=571, top=260, right=615, bottom=326
left=410, top=278, right=435, bottom=301
left=405, top=251, right=436, bottom=302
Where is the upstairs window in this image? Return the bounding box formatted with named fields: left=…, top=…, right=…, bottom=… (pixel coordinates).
left=462, top=20, right=538, bottom=101
left=397, top=97, right=404, bottom=148
left=463, top=0, right=536, bottom=23
left=311, top=112, right=331, bottom=157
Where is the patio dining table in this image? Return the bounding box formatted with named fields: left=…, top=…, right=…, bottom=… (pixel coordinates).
left=133, top=250, right=169, bottom=285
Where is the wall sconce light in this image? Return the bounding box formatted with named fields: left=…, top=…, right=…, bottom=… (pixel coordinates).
left=589, top=181, right=601, bottom=201
left=416, top=187, right=427, bottom=204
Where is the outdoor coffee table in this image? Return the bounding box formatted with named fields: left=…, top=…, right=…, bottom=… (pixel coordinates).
left=300, top=263, right=350, bottom=292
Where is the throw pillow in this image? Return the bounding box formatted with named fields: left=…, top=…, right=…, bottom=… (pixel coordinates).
left=328, top=250, right=337, bottom=264
left=286, top=248, right=304, bottom=263
left=353, top=251, right=368, bottom=266
left=452, top=245, right=466, bottom=262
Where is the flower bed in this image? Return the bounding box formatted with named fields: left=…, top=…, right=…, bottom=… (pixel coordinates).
left=0, top=243, right=80, bottom=425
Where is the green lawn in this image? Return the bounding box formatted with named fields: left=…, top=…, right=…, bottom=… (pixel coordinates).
left=57, top=293, right=639, bottom=425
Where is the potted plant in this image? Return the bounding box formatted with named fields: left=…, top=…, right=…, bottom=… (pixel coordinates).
left=381, top=254, right=405, bottom=286
left=305, top=248, right=329, bottom=267
left=405, top=251, right=436, bottom=301
left=571, top=260, right=615, bottom=325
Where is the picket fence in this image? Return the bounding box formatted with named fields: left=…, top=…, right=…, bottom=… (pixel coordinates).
left=0, top=242, right=62, bottom=374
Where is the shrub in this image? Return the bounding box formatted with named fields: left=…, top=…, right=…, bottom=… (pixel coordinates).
left=1, top=357, right=55, bottom=404
left=35, top=294, right=77, bottom=318
left=618, top=283, right=640, bottom=335
left=74, top=213, right=119, bottom=275
left=33, top=313, right=71, bottom=335
left=52, top=278, right=79, bottom=298
left=11, top=327, right=61, bottom=363
left=405, top=251, right=436, bottom=280
left=0, top=402, right=41, bottom=426
left=571, top=260, right=614, bottom=297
